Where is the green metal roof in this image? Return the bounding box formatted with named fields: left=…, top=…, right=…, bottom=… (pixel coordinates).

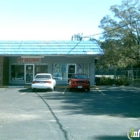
left=0, top=40, right=104, bottom=56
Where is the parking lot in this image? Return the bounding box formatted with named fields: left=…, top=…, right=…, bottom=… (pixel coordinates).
left=0, top=86, right=140, bottom=140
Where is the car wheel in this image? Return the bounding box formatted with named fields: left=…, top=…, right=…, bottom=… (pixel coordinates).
left=69, top=88, right=72, bottom=92
left=32, top=88, right=35, bottom=92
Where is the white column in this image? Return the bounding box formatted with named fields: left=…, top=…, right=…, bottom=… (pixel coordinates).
left=89, top=59, right=95, bottom=85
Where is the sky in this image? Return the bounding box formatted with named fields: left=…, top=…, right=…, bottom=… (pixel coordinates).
left=0, top=0, right=122, bottom=40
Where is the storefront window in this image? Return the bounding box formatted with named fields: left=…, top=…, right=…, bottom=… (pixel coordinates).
left=83, top=63, right=89, bottom=77
left=35, top=64, right=48, bottom=75
left=76, top=64, right=84, bottom=74
left=53, top=63, right=89, bottom=81
left=11, top=65, right=24, bottom=80
left=76, top=63, right=89, bottom=77
left=53, top=63, right=66, bottom=80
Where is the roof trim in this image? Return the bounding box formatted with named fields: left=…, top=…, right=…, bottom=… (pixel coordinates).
left=0, top=40, right=104, bottom=56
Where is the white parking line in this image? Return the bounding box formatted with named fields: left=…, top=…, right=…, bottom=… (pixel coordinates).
left=20, top=92, right=26, bottom=95
left=20, top=89, right=32, bottom=95
left=62, top=88, right=67, bottom=95
left=96, top=87, right=105, bottom=95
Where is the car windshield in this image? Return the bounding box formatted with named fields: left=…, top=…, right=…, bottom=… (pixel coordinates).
left=35, top=75, right=51, bottom=79
left=71, top=74, right=88, bottom=79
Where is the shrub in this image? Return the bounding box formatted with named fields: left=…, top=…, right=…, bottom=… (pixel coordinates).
left=95, top=76, right=130, bottom=86
left=132, top=79, right=140, bottom=86
left=96, top=77, right=114, bottom=85
left=115, top=77, right=130, bottom=86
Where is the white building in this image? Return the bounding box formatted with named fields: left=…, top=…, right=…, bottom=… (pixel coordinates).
left=0, top=40, right=104, bottom=86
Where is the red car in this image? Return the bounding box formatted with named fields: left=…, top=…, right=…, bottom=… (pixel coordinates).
left=69, top=74, right=90, bottom=91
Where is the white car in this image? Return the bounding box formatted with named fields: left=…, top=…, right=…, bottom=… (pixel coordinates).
left=31, top=73, right=56, bottom=91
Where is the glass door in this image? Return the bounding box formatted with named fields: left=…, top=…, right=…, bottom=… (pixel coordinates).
left=67, top=64, right=76, bottom=81
left=25, top=64, right=34, bottom=84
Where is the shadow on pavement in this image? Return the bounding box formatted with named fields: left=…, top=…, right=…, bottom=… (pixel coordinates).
left=18, top=88, right=53, bottom=92
left=19, top=86, right=140, bottom=118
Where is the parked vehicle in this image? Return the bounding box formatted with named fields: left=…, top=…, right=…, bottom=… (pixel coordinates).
left=32, top=73, right=56, bottom=91
left=69, top=74, right=90, bottom=91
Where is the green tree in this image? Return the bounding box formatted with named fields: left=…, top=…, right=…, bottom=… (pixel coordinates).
left=97, top=0, right=140, bottom=69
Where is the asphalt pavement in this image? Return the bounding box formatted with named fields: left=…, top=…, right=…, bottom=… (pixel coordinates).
left=0, top=86, right=140, bottom=140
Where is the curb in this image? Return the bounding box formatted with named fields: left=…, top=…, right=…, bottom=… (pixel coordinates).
left=0, top=85, right=97, bottom=89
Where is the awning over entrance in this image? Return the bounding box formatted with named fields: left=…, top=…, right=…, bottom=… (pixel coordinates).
left=0, top=40, right=104, bottom=56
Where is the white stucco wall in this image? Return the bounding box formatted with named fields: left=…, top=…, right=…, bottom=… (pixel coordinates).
left=9, top=56, right=96, bottom=85
left=89, top=59, right=95, bottom=85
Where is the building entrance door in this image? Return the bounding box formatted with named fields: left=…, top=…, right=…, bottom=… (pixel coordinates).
left=25, top=64, right=34, bottom=84
left=67, top=64, right=76, bottom=81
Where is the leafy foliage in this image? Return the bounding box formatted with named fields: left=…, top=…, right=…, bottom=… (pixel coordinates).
left=97, top=0, right=140, bottom=69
